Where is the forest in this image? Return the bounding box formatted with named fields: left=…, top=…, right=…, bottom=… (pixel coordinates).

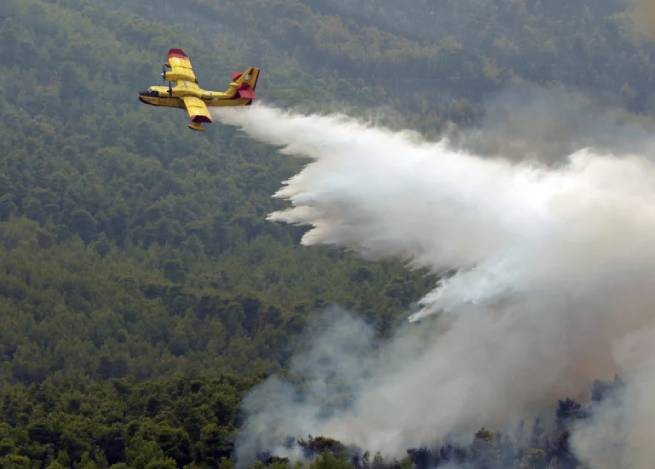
left=1, top=0, right=655, bottom=467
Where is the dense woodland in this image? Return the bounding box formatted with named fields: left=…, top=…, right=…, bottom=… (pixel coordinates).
left=1, top=0, right=654, bottom=467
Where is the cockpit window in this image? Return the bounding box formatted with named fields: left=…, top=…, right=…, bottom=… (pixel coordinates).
left=141, top=90, right=160, bottom=97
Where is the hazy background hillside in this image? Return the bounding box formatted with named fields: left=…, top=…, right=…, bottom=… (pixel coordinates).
left=1, top=0, right=655, bottom=467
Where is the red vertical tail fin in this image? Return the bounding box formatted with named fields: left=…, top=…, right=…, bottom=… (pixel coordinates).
left=233, top=68, right=260, bottom=100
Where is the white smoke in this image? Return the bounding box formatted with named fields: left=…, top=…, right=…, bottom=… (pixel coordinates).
left=447, top=84, right=655, bottom=165
left=214, top=103, right=655, bottom=466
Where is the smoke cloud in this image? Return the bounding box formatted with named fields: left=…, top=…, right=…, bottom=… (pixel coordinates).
left=447, top=84, right=655, bottom=165
left=214, top=103, right=655, bottom=466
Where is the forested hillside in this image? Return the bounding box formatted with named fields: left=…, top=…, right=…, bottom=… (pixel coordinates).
left=0, top=0, right=432, bottom=466
left=1, top=0, right=654, bottom=467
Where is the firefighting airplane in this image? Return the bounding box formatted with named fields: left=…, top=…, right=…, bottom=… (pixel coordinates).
left=139, top=49, right=260, bottom=131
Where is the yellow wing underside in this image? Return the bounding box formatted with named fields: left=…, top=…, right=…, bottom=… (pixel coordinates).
left=167, top=49, right=198, bottom=83
left=181, top=96, right=212, bottom=131
left=181, top=96, right=210, bottom=119
left=169, top=57, right=196, bottom=82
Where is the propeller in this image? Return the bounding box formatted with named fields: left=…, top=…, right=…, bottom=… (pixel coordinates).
left=161, top=64, right=168, bottom=82
left=168, top=81, right=173, bottom=96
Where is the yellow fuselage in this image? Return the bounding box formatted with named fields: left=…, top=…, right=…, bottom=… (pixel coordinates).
left=138, top=81, right=252, bottom=108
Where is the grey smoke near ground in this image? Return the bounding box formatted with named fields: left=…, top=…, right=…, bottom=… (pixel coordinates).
left=572, top=329, right=655, bottom=468
left=448, top=84, right=655, bottom=164
left=214, top=103, right=655, bottom=466
left=235, top=309, right=379, bottom=462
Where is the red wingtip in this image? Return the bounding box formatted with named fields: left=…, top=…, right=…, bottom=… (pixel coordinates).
left=168, top=48, right=188, bottom=59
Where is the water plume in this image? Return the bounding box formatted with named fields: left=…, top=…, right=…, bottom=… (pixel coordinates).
left=214, top=103, right=655, bottom=466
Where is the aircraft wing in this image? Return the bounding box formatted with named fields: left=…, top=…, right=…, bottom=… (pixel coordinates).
left=181, top=96, right=212, bottom=129
left=167, top=48, right=197, bottom=83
